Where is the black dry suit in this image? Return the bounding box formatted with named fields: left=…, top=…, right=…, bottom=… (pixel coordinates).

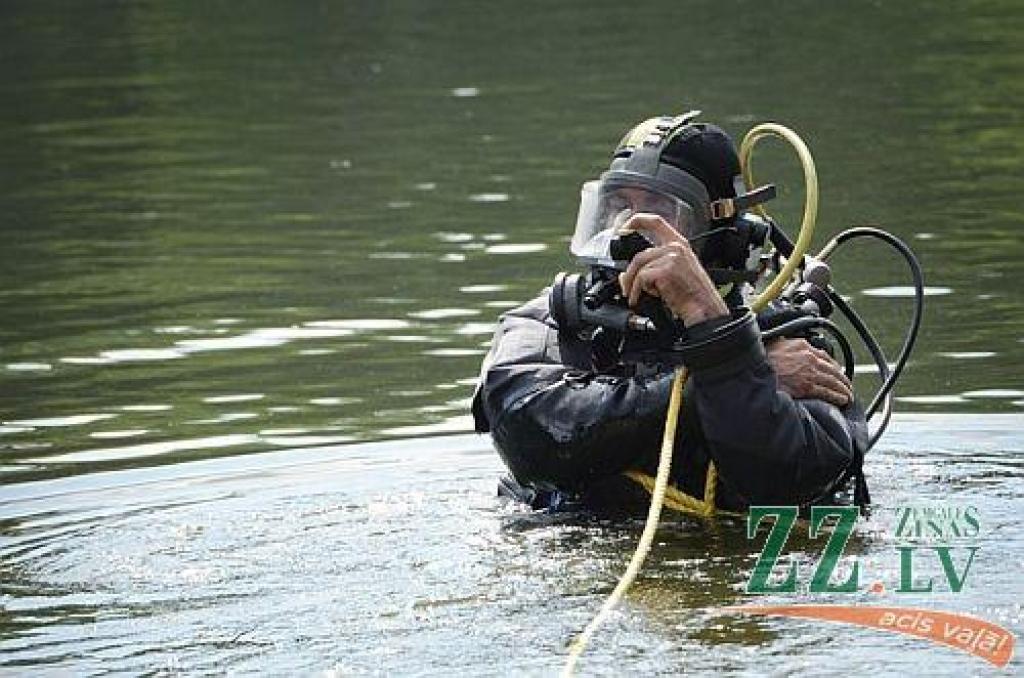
left=471, top=292, right=870, bottom=514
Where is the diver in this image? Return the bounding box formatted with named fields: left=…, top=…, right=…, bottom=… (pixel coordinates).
left=471, top=112, right=871, bottom=515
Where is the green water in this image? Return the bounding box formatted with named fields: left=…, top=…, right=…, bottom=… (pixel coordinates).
left=1, top=1, right=1022, bottom=674
left=2, top=0, right=1022, bottom=483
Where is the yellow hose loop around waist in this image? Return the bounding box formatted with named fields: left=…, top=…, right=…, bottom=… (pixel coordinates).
left=626, top=466, right=715, bottom=517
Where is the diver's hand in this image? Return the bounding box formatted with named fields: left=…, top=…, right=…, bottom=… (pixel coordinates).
left=617, top=214, right=729, bottom=325
left=767, top=337, right=854, bottom=407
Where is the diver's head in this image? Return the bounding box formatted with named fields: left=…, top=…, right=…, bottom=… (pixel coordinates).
left=606, top=115, right=742, bottom=232
left=571, top=111, right=774, bottom=270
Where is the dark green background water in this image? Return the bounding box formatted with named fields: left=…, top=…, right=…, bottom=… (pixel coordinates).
left=1, top=0, right=1022, bottom=482
left=1, top=2, right=1022, bottom=674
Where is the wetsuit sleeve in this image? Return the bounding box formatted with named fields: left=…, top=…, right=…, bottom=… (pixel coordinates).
left=472, top=295, right=672, bottom=492
left=680, top=309, right=868, bottom=506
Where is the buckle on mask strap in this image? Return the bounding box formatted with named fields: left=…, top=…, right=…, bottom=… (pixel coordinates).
left=710, top=184, right=777, bottom=220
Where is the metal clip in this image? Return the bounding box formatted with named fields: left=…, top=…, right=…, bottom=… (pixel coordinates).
left=710, top=199, right=736, bottom=220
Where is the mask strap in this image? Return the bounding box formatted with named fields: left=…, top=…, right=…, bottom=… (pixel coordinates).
left=622, top=111, right=702, bottom=176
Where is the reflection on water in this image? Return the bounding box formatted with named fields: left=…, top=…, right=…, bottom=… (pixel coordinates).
left=1, top=416, right=1022, bottom=674
left=860, top=286, right=953, bottom=298
left=0, top=0, right=1023, bottom=672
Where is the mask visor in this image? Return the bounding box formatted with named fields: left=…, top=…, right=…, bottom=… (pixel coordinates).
left=570, top=180, right=697, bottom=267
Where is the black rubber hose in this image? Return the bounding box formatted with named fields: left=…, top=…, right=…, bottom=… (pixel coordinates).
left=819, top=227, right=925, bottom=421
left=829, top=290, right=893, bottom=449
left=761, top=316, right=856, bottom=379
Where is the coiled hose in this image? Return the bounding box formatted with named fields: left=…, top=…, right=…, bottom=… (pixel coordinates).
left=819, top=226, right=925, bottom=448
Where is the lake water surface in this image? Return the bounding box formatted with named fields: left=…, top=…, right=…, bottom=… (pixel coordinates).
left=2, top=1, right=1022, bottom=674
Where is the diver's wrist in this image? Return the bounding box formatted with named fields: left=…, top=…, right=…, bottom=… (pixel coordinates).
left=676, top=293, right=729, bottom=326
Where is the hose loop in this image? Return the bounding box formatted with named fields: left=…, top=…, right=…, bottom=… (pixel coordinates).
left=741, top=123, right=819, bottom=312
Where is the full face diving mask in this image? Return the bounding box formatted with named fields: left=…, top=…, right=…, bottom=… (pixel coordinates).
left=570, top=178, right=702, bottom=269
left=570, top=112, right=777, bottom=272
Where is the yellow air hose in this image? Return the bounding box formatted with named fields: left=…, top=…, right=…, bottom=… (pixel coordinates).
left=562, top=123, right=820, bottom=675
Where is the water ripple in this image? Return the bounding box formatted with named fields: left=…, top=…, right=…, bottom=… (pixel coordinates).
left=9, top=414, right=117, bottom=428
left=468, top=193, right=508, bottom=203
left=6, top=363, right=52, bottom=371
left=409, top=308, right=480, bottom=320
left=484, top=243, right=547, bottom=254
left=27, top=434, right=260, bottom=465
left=861, top=286, right=953, bottom=297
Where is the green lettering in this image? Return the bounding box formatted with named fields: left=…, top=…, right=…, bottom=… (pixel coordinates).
left=897, top=546, right=933, bottom=593
left=895, top=507, right=914, bottom=539
left=935, top=546, right=978, bottom=593
left=808, top=506, right=860, bottom=593
left=746, top=507, right=798, bottom=594
left=962, top=506, right=980, bottom=538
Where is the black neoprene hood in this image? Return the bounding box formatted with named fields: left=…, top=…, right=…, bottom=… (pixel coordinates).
left=605, top=121, right=743, bottom=230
